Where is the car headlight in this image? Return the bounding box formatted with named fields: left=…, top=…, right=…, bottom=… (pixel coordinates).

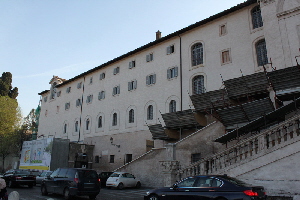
left=146, top=191, right=150, bottom=195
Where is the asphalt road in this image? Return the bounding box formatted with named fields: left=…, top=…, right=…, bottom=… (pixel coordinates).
left=6, top=185, right=151, bottom=200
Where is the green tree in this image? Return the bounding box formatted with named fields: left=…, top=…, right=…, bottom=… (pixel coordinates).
left=0, top=72, right=18, bottom=99
left=0, top=96, right=22, bottom=172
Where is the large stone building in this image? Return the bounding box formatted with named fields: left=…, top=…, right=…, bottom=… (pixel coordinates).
left=38, top=0, right=300, bottom=191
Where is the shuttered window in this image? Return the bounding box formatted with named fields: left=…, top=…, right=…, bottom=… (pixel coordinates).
left=128, top=80, right=137, bottom=91
left=167, top=67, right=178, bottom=79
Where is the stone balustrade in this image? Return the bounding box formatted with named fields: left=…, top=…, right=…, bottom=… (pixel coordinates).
left=177, top=114, right=300, bottom=180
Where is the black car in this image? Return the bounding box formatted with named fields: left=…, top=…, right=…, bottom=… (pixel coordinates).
left=3, top=169, right=35, bottom=188
left=98, top=172, right=113, bottom=187
left=144, top=175, right=267, bottom=200
left=41, top=168, right=100, bottom=200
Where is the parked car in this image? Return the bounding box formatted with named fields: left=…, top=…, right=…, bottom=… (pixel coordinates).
left=98, top=172, right=113, bottom=187
left=144, top=175, right=267, bottom=200
left=41, top=168, right=100, bottom=200
left=106, top=172, right=141, bottom=189
left=29, top=170, right=41, bottom=185
left=3, top=169, right=35, bottom=188
left=35, top=171, right=52, bottom=185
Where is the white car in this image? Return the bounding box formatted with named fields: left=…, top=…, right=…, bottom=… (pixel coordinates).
left=106, top=172, right=141, bottom=189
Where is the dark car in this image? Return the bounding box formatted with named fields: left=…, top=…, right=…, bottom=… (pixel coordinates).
left=144, top=175, right=267, bottom=200
left=98, top=172, right=113, bottom=187
left=3, top=169, right=35, bottom=188
left=35, top=171, right=53, bottom=185
left=41, top=168, right=100, bottom=200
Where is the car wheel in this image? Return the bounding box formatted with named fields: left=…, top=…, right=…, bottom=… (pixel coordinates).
left=28, top=183, right=33, bottom=188
left=8, top=180, right=14, bottom=188
left=89, top=194, right=97, bottom=200
left=149, top=194, right=160, bottom=200
left=41, top=185, right=48, bottom=196
left=64, top=188, right=71, bottom=200
left=117, top=182, right=124, bottom=190
left=136, top=181, right=141, bottom=188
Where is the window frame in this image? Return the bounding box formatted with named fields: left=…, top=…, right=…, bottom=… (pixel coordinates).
left=191, top=43, right=204, bottom=66
left=169, top=100, right=176, bottom=113
left=251, top=5, right=263, bottom=29
left=146, top=53, right=154, bottom=62
left=256, top=39, right=268, bottom=66
left=99, top=72, right=106, bottom=80
left=167, top=67, right=178, bottom=80
left=112, top=113, right=118, bottom=126
left=192, top=75, right=205, bottom=95
left=147, top=105, right=154, bottom=120
left=128, top=109, right=134, bottom=123
left=167, top=45, right=175, bottom=55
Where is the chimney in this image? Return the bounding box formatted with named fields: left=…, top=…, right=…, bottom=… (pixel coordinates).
left=156, top=30, right=161, bottom=40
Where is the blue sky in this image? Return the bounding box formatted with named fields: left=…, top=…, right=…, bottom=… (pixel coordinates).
left=0, top=0, right=245, bottom=117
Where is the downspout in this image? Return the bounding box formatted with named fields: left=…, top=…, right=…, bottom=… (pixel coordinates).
left=178, top=34, right=183, bottom=140
left=78, top=76, right=85, bottom=143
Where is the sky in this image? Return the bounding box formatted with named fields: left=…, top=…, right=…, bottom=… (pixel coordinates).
left=0, top=0, right=246, bottom=117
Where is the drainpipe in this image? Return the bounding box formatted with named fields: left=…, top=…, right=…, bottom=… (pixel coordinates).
left=178, top=34, right=183, bottom=139
left=78, top=76, right=85, bottom=143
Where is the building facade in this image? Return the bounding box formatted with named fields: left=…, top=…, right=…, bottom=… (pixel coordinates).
left=38, top=0, right=300, bottom=171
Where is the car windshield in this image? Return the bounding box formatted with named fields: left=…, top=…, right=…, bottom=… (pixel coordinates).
left=222, top=176, right=250, bottom=187
left=15, top=170, right=30, bottom=175
left=110, top=173, right=120, bottom=177
left=40, top=172, right=47, bottom=176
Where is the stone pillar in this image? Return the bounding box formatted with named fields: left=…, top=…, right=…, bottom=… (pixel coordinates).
left=160, top=161, right=180, bottom=187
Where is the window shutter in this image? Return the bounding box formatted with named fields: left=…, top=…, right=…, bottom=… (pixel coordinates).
left=146, top=75, right=150, bottom=85
left=153, top=74, right=156, bottom=84
left=134, top=80, right=137, bottom=89
left=167, top=46, right=171, bottom=55
left=117, top=67, right=120, bottom=73
left=146, top=54, right=150, bottom=62
left=113, top=87, right=116, bottom=95
left=128, top=82, right=131, bottom=91
left=167, top=69, right=171, bottom=79
left=129, top=62, right=132, bottom=69
left=117, top=85, right=120, bottom=94
left=174, top=67, right=178, bottom=77
left=113, top=68, right=116, bottom=75
left=103, top=91, right=105, bottom=99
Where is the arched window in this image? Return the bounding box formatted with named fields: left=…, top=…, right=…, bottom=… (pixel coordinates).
left=75, top=121, right=79, bottom=132
left=98, top=116, right=102, bottom=128
left=256, top=39, right=268, bottom=66
left=193, top=75, right=205, bottom=95
left=251, top=6, right=263, bottom=29
left=112, top=113, right=117, bottom=126
left=169, top=100, right=176, bottom=113
left=86, top=119, right=90, bottom=130
left=191, top=43, right=203, bottom=66
left=129, top=109, right=134, bottom=123
left=147, top=105, right=153, bottom=120
left=64, top=124, right=67, bottom=134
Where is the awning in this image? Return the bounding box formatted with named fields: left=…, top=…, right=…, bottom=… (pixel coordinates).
left=161, top=109, right=200, bottom=129
left=215, top=96, right=300, bottom=144
left=216, top=97, right=274, bottom=127
left=148, top=124, right=170, bottom=140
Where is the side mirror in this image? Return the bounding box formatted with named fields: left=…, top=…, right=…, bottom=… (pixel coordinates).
left=172, top=184, right=178, bottom=189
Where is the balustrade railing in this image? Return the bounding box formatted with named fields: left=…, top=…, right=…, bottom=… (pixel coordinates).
left=177, top=114, right=300, bottom=180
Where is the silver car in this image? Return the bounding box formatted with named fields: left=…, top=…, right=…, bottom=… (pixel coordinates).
left=35, top=171, right=52, bottom=185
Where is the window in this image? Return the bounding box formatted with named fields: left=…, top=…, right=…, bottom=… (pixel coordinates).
left=86, top=94, right=93, bottom=104
left=112, top=85, right=120, bottom=96
left=256, top=39, right=268, bottom=66
left=66, top=87, right=71, bottom=93
left=99, top=73, right=106, bottom=80
left=76, top=98, right=82, bottom=107
left=128, top=80, right=137, bottom=91
left=44, top=96, right=48, bottom=102
left=191, top=153, right=201, bottom=163
left=193, top=75, right=205, bottom=95
left=146, top=74, right=156, bottom=85
left=112, top=113, right=117, bottom=126
left=147, top=105, right=153, bottom=120
left=251, top=6, right=263, bottom=29
left=191, top=43, right=204, bottom=66
left=146, top=53, right=153, bottom=62
left=169, top=100, right=176, bottom=113
left=129, top=109, right=134, bottom=123
left=57, top=91, right=61, bottom=97
left=177, top=177, right=197, bottom=187
left=95, top=156, right=99, bottom=163
left=129, top=61, right=136, bottom=69
left=113, top=67, right=120, bottom=75
left=98, top=91, right=105, bottom=100
left=77, top=82, right=82, bottom=89
left=221, top=50, right=231, bottom=64
left=65, top=102, right=70, bottom=110
left=86, top=118, right=90, bottom=130
left=89, top=77, right=93, bottom=84
left=167, top=67, right=178, bottom=79
left=167, top=45, right=175, bottom=55
left=125, top=154, right=132, bottom=163
left=220, top=24, right=227, bottom=36
left=75, top=121, right=79, bottom=132
left=110, top=155, right=115, bottom=163
left=98, top=116, right=102, bottom=128
left=64, top=124, right=67, bottom=134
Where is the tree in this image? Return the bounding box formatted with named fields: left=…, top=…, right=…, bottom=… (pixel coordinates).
left=0, top=96, right=22, bottom=172
left=0, top=72, right=18, bottom=99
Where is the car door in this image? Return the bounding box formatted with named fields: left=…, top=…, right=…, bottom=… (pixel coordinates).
left=125, top=173, right=136, bottom=187
left=44, top=169, right=60, bottom=193
left=54, top=168, right=68, bottom=195
left=164, top=177, right=198, bottom=200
